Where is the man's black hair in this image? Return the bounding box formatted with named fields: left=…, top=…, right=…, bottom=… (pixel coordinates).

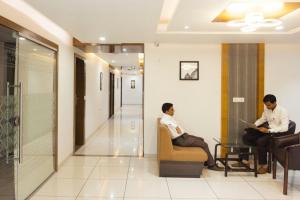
left=263, top=94, right=276, bottom=103
left=162, top=103, right=173, bottom=113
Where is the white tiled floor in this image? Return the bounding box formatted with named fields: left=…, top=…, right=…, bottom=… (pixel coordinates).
left=30, top=156, right=300, bottom=200
left=30, top=105, right=300, bottom=200
left=75, top=105, right=143, bottom=156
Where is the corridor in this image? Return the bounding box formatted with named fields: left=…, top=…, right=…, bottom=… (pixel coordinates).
left=75, top=105, right=143, bottom=156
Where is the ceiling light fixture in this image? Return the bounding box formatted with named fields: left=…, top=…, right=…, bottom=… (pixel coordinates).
left=19, top=37, right=26, bottom=41
left=226, top=1, right=284, bottom=32
left=112, top=60, right=116, bottom=63
left=184, top=25, right=190, bottom=30
left=99, top=37, right=106, bottom=41
left=227, top=12, right=282, bottom=32
left=275, top=25, right=284, bottom=30
left=122, top=48, right=127, bottom=52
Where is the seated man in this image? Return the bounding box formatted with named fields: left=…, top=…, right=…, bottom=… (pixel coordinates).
left=238, top=94, right=289, bottom=174
left=160, top=102, right=223, bottom=171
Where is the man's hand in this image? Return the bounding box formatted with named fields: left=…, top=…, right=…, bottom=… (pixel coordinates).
left=258, top=127, right=269, bottom=133
left=176, top=127, right=182, bottom=134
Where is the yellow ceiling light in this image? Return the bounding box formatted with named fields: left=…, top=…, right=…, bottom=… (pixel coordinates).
left=138, top=53, right=144, bottom=67
left=214, top=1, right=300, bottom=32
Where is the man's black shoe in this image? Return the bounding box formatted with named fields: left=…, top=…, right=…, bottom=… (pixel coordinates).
left=208, top=165, right=224, bottom=171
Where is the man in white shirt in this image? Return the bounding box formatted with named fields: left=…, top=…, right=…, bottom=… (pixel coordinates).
left=160, top=103, right=223, bottom=171
left=239, top=94, right=289, bottom=174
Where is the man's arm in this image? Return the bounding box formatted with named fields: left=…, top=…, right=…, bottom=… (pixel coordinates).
left=255, top=111, right=267, bottom=127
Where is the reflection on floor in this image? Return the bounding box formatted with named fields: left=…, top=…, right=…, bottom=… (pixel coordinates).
left=30, top=156, right=300, bottom=200
left=75, top=105, right=143, bottom=156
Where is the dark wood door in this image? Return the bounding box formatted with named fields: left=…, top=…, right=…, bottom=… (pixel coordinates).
left=75, top=57, right=85, bottom=150
left=109, top=72, right=115, bottom=117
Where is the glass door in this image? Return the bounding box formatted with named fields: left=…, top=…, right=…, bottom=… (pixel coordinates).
left=0, top=25, right=18, bottom=200
left=16, top=35, right=57, bottom=200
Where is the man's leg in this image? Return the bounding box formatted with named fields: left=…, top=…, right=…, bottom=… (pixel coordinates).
left=256, top=134, right=271, bottom=173
left=240, top=128, right=264, bottom=161
left=173, top=133, right=215, bottom=167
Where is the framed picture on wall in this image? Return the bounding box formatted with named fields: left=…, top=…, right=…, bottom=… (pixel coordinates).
left=179, top=61, right=199, bottom=80
left=131, top=80, right=135, bottom=89
left=100, top=72, right=103, bottom=91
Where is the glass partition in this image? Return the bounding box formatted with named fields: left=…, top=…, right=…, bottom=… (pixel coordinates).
left=17, top=36, right=56, bottom=200
left=0, top=23, right=57, bottom=200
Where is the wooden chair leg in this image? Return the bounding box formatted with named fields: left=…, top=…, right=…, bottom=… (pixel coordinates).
left=268, top=151, right=272, bottom=173
left=272, top=157, right=277, bottom=179
left=283, top=156, right=289, bottom=195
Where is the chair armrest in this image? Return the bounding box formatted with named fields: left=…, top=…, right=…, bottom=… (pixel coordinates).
left=273, top=133, right=299, bottom=149
left=286, top=144, right=300, bottom=151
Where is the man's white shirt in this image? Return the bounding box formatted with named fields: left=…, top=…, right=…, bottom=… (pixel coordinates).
left=160, top=114, right=184, bottom=139
left=254, top=105, right=289, bottom=133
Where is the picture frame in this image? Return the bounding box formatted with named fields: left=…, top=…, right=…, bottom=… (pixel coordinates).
left=131, top=80, right=135, bottom=89
left=179, top=61, right=199, bottom=80
left=100, top=72, right=103, bottom=91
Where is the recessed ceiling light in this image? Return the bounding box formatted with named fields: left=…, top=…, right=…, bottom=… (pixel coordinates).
left=99, top=37, right=106, bottom=41
left=184, top=25, right=190, bottom=30
left=112, top=60, right=116, bottom=63
left=33, top=48, right=37, bottom=51
left=275, top=25, right=284, bottom=30
left=122, top=48, right=127, bottom=52
left=19, top=37, right=26, bottom=41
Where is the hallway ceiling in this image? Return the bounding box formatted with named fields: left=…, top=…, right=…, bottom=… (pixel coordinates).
left=24, top=0, right=300, bottom=43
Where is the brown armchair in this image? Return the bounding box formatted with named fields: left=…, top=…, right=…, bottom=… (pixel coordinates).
left=267, top=120, right=296, bottom=173
left=272, top=133, right=300, bottom=195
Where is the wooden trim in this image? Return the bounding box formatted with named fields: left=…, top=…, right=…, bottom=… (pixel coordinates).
left=73, top=37, right=86, bottom=52
left=73, top=37, right=144, bottom=53
left=0, top=16, right=58, bottom=50
left=257, top=43, right=265, bottom=118
left=221, top=44, right=229, bottom=157
left=74, top=53, right=86, bottom=61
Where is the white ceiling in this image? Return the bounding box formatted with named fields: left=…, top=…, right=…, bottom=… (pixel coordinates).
left=98, top=53, right=140, bottom=67
left=24, top=0, right=300, bottom=43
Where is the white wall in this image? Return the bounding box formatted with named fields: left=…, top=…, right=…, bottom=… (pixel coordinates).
left=0, top=1, right=74, bottom=165
left=122, top=75, right=143, bottom=105
left=79, top=52, right=110, bottom=140
left=144, top=43, right=221, bottom=154
left=265, top=44, right=300, bottom=132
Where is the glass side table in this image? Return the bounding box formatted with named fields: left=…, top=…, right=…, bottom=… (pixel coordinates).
left=213, top=138, right=258, bottom=177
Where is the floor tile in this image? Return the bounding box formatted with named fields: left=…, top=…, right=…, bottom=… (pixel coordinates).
left=30, top=197, right=75, bottom=200
left=168, top=179, right=216, bottom=199
left=54, top=165, right=94, bottom=179
left=97, top=157, right=130, bottom=166
left=89, top=166, right=128, bottom=179
left=78, top=180, right=126, bottom=198
left=125, top=179, right=170, bottom=198
left=63, top=156, right=100, bottom=167
left=35, top=178, right=85, bottom=197
left=248, top=181, right=300, bottom=200
left=208, top=181, right=264, bottom=199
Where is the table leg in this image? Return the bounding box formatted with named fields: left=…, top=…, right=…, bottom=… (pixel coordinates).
left=225, top=153, right=228, bottom=177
